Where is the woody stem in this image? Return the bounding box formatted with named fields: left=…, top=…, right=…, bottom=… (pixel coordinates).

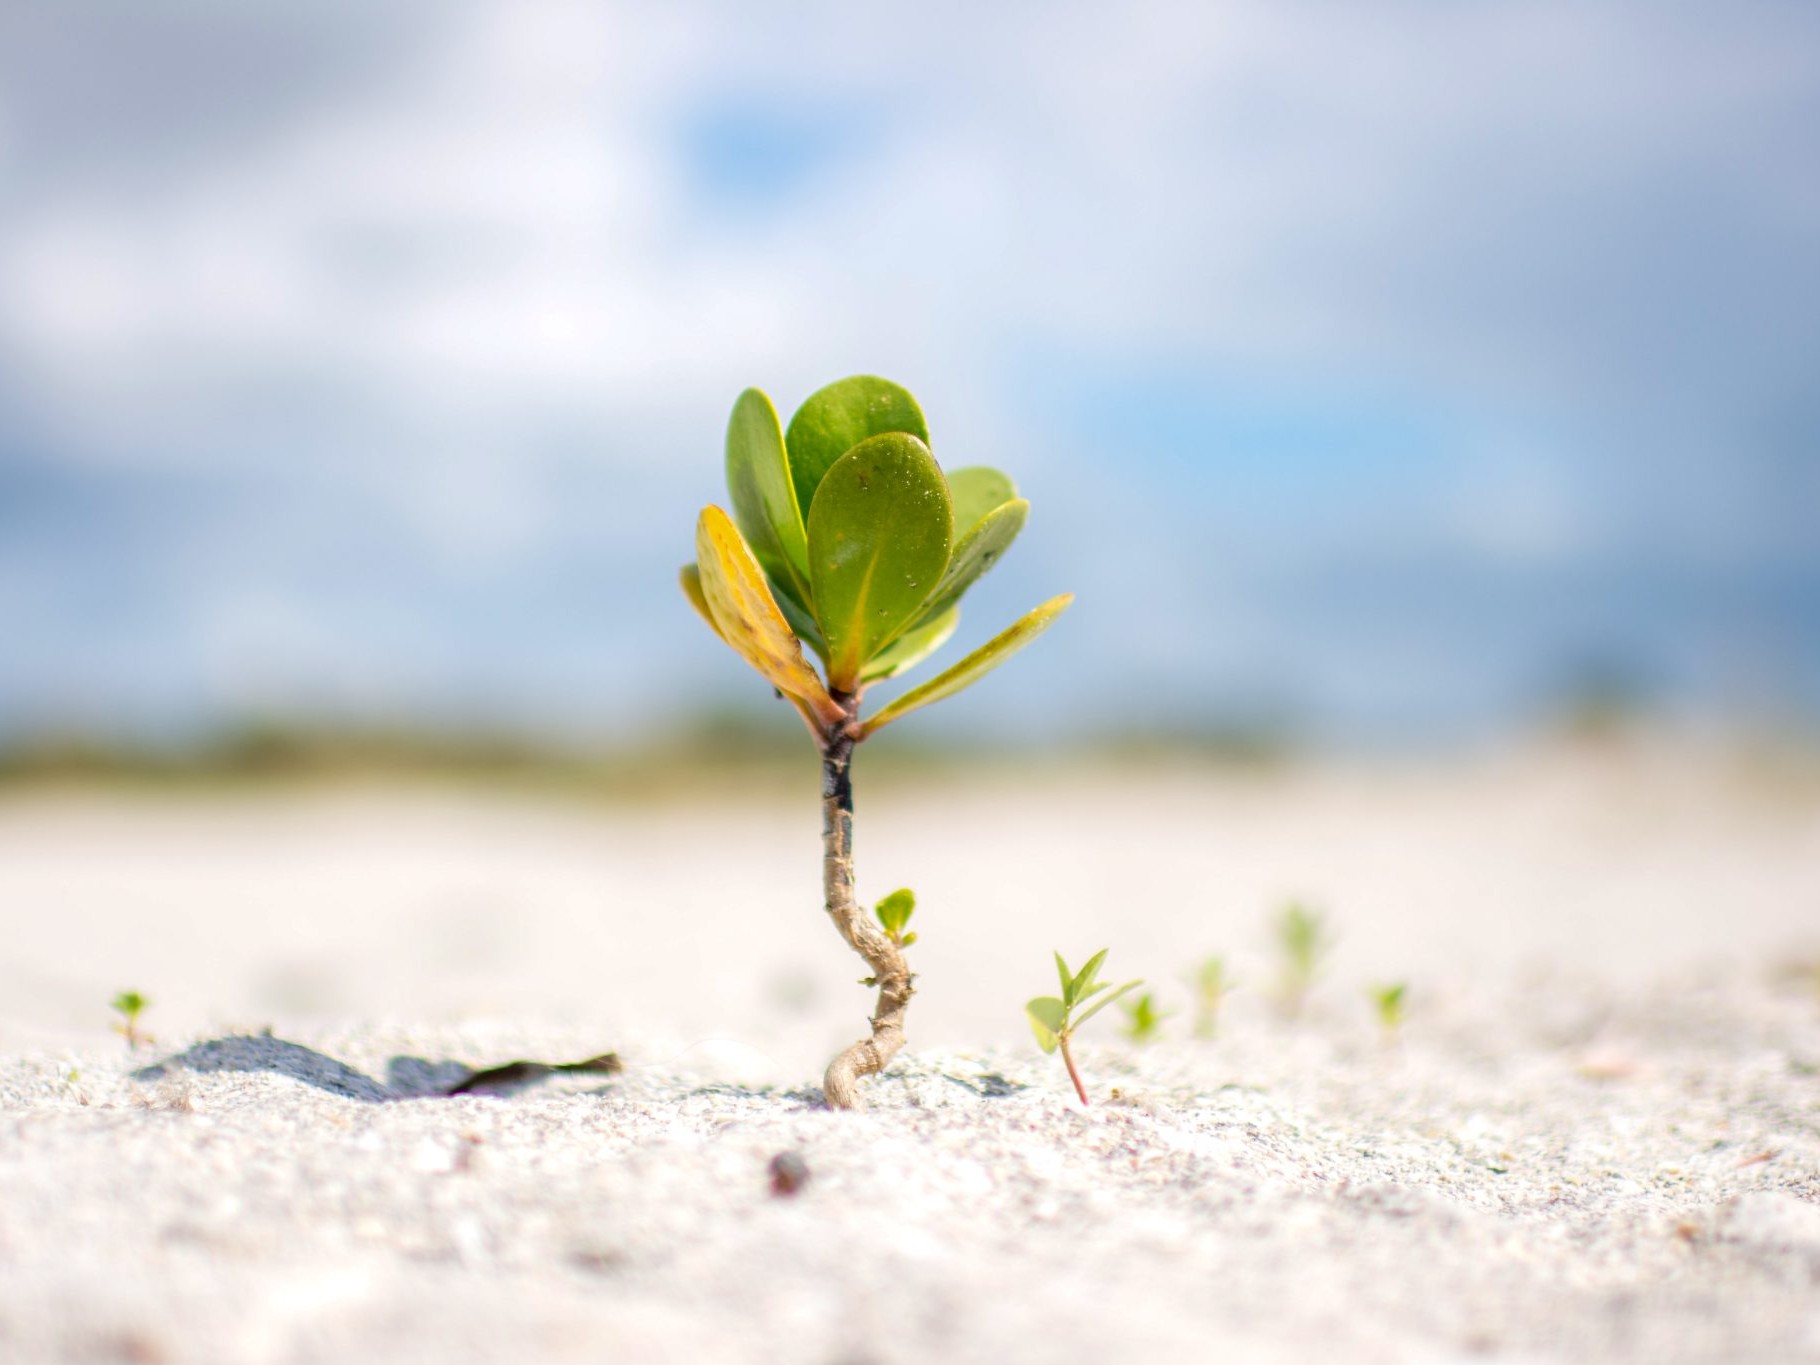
left=817, top=696, right=913, bottom=1110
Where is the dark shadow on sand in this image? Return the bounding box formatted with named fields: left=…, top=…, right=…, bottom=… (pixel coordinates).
left=135, top=1035, right=618, bottom=1101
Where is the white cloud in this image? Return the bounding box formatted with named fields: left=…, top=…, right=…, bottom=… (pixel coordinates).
left=1, top=0, right=1814, bottom=734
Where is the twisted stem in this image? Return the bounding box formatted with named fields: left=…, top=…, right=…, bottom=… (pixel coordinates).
left=817, top=698, right=913, bottom=1109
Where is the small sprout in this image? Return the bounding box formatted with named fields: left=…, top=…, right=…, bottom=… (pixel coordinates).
left=1274, top=901, right=1330, bottom=1016
left=1370, top=982, right=1408, bottom=1037
left=1120, top=991, right=1170, bottom=1043
left=1025, top=949, right=1142, bottom=1106
left=1190, top=955, right=1235, bottom=1039
left=110, top=991, right=151, bottom=1049
left=768, top=1151, right=811, bottom=1197
left=873, top=888, right=917, bottom=947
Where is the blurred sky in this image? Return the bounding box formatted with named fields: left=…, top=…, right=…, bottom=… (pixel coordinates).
left=2, top=1, right=1817, bottom=745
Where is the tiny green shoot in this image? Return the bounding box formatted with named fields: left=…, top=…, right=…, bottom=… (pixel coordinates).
left=1370, top=982, right=1408, bottom=1037
left=1190, top=955, right=1234, bottom=1039
left=1275, top=901, right=1330, bottom=1016
left=1119, top=990, right=1169, bottom=1044
left=111, top=990, right=150, bottom=1049
left=873, top=888, right=917, bottom=948
left=1025, top=949, right=1142, bottom=1105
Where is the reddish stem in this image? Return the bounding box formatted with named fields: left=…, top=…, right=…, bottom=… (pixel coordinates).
left=1059, top=1033, right=1090, bottom=1106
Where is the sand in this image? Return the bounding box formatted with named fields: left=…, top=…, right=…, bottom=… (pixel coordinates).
left=0, top=746, right=1816, bottom=1362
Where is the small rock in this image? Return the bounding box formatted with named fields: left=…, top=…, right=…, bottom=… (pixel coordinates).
left=768, top=1151, right=811, bottom=1197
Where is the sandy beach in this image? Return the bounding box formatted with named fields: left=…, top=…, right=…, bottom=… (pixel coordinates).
left=1, top=745, right=1817, bottom=1362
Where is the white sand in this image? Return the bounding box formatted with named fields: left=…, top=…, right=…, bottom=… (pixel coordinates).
left=0, top=746, right=1817, bottom=1362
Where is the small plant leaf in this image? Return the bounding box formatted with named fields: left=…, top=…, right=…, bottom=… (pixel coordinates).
left=861, top=606, right=959, bottom=682
left=874, top=888, right=916, bottom=937
left=785, top=375, right=930, bottom=517
left=679, top=564, right=723, bottom=639
left=1055, top=951, right=1075, bottom=1003
left=806, top=433, right=953, bottom=691
left=694, top=506, right=843, bottom=728
left=857, top=593, right=1074, bottom=736
left=691, top=558, right=816, bottom=659
left=1071, top=948, right=1110, bottom=1000
left=910, top=498, right=1027, bottom=629
left=1371, top=982, right=1408, bottom=1029
left=1026, top=996, right=1067, bottom=1053
left=725, top=387, right=812, bottom=605
left=1072, top=979, right=1143, bottom=1030
left=1120, top=992, right=1167, bottom=1042
left=774, top=580, right=827, bottom=660
left=945, top=466, right=1018, bottom=535
left=111, top=991, right=146, bottom=1018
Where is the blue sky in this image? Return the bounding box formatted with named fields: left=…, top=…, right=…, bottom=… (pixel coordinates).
left=1, top=1, right=1816, bottom=744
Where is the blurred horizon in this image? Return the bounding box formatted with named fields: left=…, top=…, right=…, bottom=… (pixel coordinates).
left=3, top=2, right=1817, bottom=753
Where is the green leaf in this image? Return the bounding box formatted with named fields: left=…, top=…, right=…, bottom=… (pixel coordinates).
left=1073, top=979, right=1143, bottom=1030
left=874, top=888, right=916, bottom=937
left=910, top=499, right=1027, bottom=629
left=1071, top=949, right=1110, bottom=999
left=857, top=594, right=1073, bottom=737
left=1026, top=996, right=1067, bottom=1053
left=774, top=580, right=827, bottom=660
left=725, top=388, right=812, bottom=605
left=1054, top=951, right=1075, bottom=1003
left=1121, top=992, right=1166, bottom=1043
left=861, top=607, right=959, bottom=682
left=806, top=433, right=953, bottom=691
left=694, top=505, right=843, bottom=729
left=946, top=466, right=1018, bottom=535
left=785, top=375, right=929, bottom=517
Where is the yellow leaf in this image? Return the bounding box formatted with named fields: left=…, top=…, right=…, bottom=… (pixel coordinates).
left=679, top=564, right=723, bottom=639
left=858, top=594, right=1072, bottom=737
left=694, top=506, right=843, bottom=729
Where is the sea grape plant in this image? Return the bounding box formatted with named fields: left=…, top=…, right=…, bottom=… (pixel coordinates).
left=682, top=375, right=1072, bottom=1108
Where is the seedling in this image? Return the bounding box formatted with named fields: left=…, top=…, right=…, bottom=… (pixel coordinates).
left=1025, top=949, right=1142, bottom=1105
left=874, top=888, right=917, bottom=948
left=1369, top=982, right=1408, bottom=1038
left=1274, top=901, right=1330, bottom=1016
left=1190, top=955, right=1234, bottom=1039
left=110, top=991, right=151, bottom=1049
left=1119, top=990, right=1170, bottom=1043
left=682, top=376, right=1071, bottom=1108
